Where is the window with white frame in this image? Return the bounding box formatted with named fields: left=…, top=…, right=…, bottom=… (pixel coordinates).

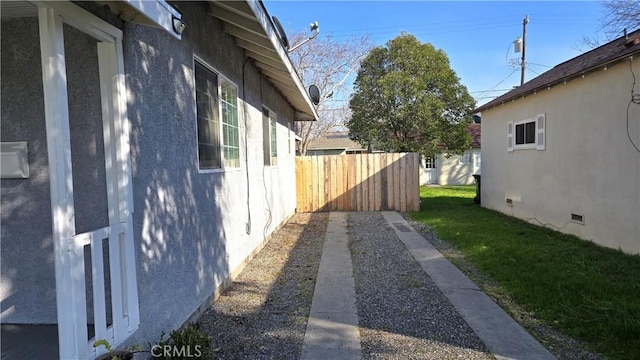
left=195, top=59, right=240, bottom=170
left=221, top=80, right=240, bottom=167
left=507, top=113, right=546, bottom=152
left=262, top=107, right=277, bottom=166
left=459, top=152, right=472, bottom=165
left=271, top=113, right=277, bottom=161
left=425, top=156, right=436, bottom=169
left=288, top=121, right=292, bottom=154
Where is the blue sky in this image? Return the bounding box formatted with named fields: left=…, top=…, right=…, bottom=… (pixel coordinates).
left=263, top=1, right=608, bottom=106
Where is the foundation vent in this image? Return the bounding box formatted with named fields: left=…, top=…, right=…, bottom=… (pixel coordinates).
left=506, top=198, right=513, bottom=205
left=571, top=213, right=584, bottom=224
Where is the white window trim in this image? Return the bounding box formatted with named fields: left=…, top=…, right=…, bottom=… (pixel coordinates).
left=508, top=114, right=546, bottom=152
left=424, top=156, right=437, bottom=169
left=37, top=3, right=138, bottom=359
left=458, top=152, right=472, bottom=165
left=507, top=121, right=514, bottom=152
left=513, top=118, right=537, bottom=150
left=220, top=78, right=241, bottom=168
left=193, top=56, right=241, bottom=173
left=535, top=113, right=546, bottom=150
left=288, top=120, right=292, bottom=154
left=473, top=151, right=481, bottom=169
left=262, top=106, right=278, bottom=167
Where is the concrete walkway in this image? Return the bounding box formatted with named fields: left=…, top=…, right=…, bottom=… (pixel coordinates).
left=301, top=212, right=362, bottom=360
left=301, top=211, right=556, bottom=360
left=382, top=211, right=555, bottom=360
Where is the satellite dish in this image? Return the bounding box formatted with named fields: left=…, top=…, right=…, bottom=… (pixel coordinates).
left=272, top=16, right=289, bottom=50
left=309, top=85, right=320, bottom=105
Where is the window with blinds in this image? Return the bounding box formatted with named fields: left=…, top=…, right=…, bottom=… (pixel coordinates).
left=195, top=61, right=221, bottom=170
left=195, top=59, right=240, bottom=170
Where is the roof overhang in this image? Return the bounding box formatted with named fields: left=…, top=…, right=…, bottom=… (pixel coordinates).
left=208, top=0, right=318, bottom=121
left=97, top=0, right=184, bottom=39
left=475, top=50, right=640, bottom=113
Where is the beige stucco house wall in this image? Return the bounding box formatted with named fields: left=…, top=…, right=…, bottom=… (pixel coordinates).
left=480, top=59, right=640, bottom=254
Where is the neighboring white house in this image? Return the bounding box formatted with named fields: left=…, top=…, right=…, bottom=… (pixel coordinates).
left=421, top=123, right=481, bottom=185
left=0, top=1, right=317, bottom=359
left=475, top=31, right=640, bottom=255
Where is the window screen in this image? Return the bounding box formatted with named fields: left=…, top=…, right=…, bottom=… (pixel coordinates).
left=525, top=121, right=536, bottom=144
left=515, top=120, right=536, bottom=145
left=195, top=61, right=221, bottom=169
left=221, top=80, right=239, bottom=167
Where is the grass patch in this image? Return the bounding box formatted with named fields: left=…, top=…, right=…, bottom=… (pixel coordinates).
left=410, top=186, right=640, bottom=359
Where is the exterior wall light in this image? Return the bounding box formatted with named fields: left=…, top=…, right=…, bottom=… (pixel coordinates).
left=173, top=16, right=186, bottom=35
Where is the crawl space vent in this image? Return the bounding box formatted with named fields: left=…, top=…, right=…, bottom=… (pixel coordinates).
left=571, top=213, right=584, bottom=224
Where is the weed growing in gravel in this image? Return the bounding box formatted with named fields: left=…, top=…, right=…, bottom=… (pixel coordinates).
left=152, top=324, right=218, bottom=360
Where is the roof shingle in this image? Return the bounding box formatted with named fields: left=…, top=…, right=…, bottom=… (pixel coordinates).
left=475, top=30, right=640, bottom=113
left=307, top=132, right=366, bottom=151
left=467, top=123, right=481, bottom=147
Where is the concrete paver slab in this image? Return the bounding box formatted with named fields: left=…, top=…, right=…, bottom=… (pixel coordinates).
left=301, top=212, right=361, bottom=360
left=382, top=211, right=556, bottom=360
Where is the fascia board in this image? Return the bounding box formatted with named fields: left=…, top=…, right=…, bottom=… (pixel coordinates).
left=244, top=0, right=319, bottom=121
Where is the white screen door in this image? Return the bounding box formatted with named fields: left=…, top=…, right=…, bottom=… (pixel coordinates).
left=37, top=3, right=139, bottom=359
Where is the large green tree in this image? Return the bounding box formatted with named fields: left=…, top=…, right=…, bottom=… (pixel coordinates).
left=348, top=33, right=475, bottom=157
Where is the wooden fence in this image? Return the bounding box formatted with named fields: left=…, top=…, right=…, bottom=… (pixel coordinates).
left=295, top=153, right=420, bottom=212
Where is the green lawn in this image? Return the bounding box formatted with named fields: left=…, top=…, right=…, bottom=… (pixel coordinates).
left=410, top=186, right=640, bottom=359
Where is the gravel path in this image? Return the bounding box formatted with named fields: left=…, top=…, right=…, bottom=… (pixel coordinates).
left=348, top=212, right=493, bottom=360
left=197, top=210, right=600, bottom=359
left=198, top=212, right=328, bottom=359
left=198, top=211, right=492, bottom=359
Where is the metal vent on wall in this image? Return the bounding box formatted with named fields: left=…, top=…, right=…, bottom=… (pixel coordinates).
left=571, top=213, right=584, bottom=224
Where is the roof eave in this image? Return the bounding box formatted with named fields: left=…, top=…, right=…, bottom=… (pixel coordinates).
left=209, top=0, right=318, bottom=121
left=475, top=50, right=640, bottom=113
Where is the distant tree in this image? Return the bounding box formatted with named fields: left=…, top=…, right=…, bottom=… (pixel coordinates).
left=580, top=0, right=640, bottom=49
left=288, top=31, right=372, bottom=155
left=601, top=0, right=640, bottom=37
left=348, top=33, right=474, bottom=157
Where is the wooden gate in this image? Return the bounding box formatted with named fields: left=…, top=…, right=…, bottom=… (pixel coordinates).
left=295, top=153, right=420, bottom=212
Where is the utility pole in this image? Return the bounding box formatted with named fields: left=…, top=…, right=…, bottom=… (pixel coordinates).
left=520, top=14, right=529, bottom=86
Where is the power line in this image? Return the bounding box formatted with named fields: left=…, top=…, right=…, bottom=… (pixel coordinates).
left=470, top=89, right=513, bottom=94
left=327, top=16, right=521, bottom=34
left=527, top=62, right=553, bottom=68
left=329, top=22, right=518, bottom=39
left=527, top=67, right=542, bottom=76
left=324, top=12, right=594, bottom=36
left=487, top=68, right=520, bottom=92
left=318, top=17, right=597, bottom=40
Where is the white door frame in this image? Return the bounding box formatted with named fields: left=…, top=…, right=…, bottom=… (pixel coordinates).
left=36, top=1, right=138, bottom=358
left=473, top=150, right=481, bottom=175
left=422, top=156, right=438, bottom=185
